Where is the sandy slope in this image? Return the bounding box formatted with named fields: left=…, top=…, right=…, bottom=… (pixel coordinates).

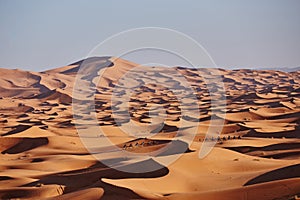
left=0, top=57, right=299, bottom=199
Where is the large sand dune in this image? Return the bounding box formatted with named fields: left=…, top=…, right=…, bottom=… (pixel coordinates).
left=0, top=57, right=299, bottom=199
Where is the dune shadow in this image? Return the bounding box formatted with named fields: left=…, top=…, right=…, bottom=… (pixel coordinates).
left=22, top=158, right=168, bottom=199
left=244, top=128, right=300, bottom=138
left=2, top=125, right=31, bottom=136
left=244, top=164, right=300, bottom=186
left=225, top=142, right=300, bottom=154
left=1, top=137, right=48, bottom=154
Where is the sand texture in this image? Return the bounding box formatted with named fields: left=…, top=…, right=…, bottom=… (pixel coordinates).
left=0, top=57, right=300, bottom=200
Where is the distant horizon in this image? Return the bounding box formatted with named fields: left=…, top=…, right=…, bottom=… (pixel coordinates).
left=1, top=55, right=299, bottom=73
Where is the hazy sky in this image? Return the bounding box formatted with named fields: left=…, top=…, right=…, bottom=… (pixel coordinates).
left=0, top=0, right=300, bottom=71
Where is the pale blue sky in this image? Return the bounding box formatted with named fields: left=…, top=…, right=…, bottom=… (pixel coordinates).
left=0, top=0, right=299, bottom=71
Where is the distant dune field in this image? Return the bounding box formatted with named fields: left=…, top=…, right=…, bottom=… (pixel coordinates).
left=0, top=57, right=299, bottom=200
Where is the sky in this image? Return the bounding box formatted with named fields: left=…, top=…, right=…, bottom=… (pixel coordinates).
left=0, top=0, right=300, bottom=71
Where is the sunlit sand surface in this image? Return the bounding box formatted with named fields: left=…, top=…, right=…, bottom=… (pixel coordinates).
left=0, top=57, right=299, bottom=199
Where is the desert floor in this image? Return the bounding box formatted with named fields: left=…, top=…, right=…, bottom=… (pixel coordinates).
left=0, top=57, right=299, bottom=200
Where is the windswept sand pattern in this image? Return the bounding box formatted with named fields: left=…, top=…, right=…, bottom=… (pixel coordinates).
left=0, top=57, right=300, bottom=200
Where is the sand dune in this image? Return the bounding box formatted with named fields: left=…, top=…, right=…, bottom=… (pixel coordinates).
left=0, top=57, right=299, bottom=199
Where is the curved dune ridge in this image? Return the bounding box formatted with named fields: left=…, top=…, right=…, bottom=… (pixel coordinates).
left=0, top=57, right=300, bottom=199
